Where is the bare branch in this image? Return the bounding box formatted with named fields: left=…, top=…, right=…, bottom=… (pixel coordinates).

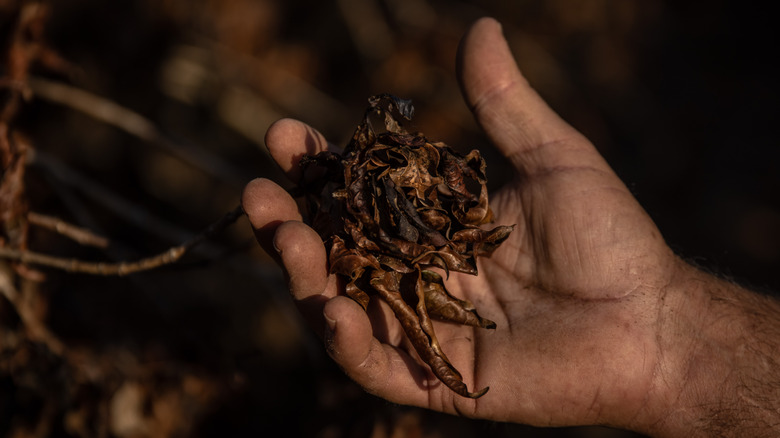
left=0, top=205, right=244, bottom=276
left=27, top=211, right=110, bottom=248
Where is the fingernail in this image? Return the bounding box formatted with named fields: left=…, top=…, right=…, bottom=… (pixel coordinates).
left=324, top=313, right=337, bottom=332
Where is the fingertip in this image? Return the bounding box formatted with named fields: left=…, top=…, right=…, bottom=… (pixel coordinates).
left=273, top=220, right=324, bottom=258
left=323, top=296, right=388, bottom=386
left=265, top=118, right=333, bottom=182
left=241, top=178, right=302, bottom=253
left=461, top=17, right=504, bottom=56
left=273, top=220, right=330, bottom=301
left=323, top=296, right=374, bottom=365
left=457, top=16, right=519, bottom=108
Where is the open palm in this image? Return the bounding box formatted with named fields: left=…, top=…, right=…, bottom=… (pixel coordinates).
left=243, top=17, right=681, bottom=431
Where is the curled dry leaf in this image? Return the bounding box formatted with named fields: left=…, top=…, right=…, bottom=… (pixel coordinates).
left=301, top=94, right=513, bottom=398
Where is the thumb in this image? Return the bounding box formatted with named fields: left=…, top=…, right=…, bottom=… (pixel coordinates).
left=457, top=18, right=595, bottom=174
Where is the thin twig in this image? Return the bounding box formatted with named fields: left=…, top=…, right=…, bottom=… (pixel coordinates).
left=27, top=211, right=110, bottom=248
left=0, top=205, right=244, bottom=276
left=31, top=150, right=282, bottom=283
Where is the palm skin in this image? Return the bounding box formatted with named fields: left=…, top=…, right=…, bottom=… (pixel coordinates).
left=243, top=17, right=686, bottom=433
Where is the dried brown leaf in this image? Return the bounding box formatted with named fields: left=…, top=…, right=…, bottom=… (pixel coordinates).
left=302, top=94, right=513, bottom=398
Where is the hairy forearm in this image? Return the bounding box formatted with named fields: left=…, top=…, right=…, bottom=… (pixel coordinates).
left=649, top=262, right=780, bottom=437
left=697, top=279, right=780, bottom=436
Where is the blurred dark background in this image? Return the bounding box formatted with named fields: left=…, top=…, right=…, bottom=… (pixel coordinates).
left=1, top=0, right=778, bottom=437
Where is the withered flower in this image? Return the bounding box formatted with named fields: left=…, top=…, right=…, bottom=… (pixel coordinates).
left=301, top=94, right=513, bottom=398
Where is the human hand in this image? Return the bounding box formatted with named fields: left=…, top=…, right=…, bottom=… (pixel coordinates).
left=242, top=17, right=780, bottom=436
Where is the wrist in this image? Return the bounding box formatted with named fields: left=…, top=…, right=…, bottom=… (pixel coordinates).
left=641, top=261, right=780, bottom=437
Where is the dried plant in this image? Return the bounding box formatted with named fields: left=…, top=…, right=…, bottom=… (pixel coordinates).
left=301, top=94, right=514, bottom=398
